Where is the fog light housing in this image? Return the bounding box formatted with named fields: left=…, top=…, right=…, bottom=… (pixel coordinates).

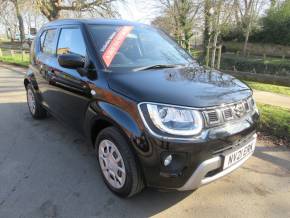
left=163, top=154, right=173, bottom=166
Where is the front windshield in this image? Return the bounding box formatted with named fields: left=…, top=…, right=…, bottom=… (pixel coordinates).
left=88, top=24, right=193, bottom=70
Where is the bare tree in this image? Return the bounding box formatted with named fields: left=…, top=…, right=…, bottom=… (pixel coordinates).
left=176, top=0, right=201, bottom=50
left=154, top=0, right=201, bottom=50
left=35, top=0, right=120, bottom=21
left=211, top=0, right=236, bottom=67
left=203, top=0, right=212, bottom=50
left=151, top=14, right=174, bottom=34
left=23, top=3, right=47, bottom=33
left=234, top=0, right=263, bottom=55
left=203, top=0, right=236, bottom=68
left=0, top=1, right=18, bottom=41
left=0, top=0, right=25, bottom=42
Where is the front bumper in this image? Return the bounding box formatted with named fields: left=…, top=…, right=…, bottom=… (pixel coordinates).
left=178, top=133, right=257, bottom=191
left=135, top=110, right=259, bottom=190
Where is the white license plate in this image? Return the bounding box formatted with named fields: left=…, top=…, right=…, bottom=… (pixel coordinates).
left=223, top=139, right=256, bottom=169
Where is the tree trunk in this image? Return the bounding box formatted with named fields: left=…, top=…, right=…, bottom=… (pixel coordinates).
left=243, top=28, right=250, bottom=56
left=37, top=0, right=61, bottom=21
left=243, top=0, right=255, bottom=56
left=13, top=0, right=25, bottom=43
left=210, top=0, right=222, bottom=68
left=5, top=26, right=10, bottom=39
left=211, top=32, right=219, bottom=68
left=173, top=16, right=180, bottom=44
left=27, top=14, right=31, bottom=34
left=204, top=0, right=211, bottom=50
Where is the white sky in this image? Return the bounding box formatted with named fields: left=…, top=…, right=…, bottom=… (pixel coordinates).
left=0, top=0, right=160, bottom=35
left=115, top=0, right=160, bottom=24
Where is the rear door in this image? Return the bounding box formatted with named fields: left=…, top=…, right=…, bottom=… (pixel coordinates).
left=34, top=28, right=59, bottom=112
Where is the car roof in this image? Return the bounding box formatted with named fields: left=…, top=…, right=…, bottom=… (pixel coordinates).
left=43, top=18, right=147, bottom=28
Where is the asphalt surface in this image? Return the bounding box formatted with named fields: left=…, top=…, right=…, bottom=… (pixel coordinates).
left=0, top=64, right=290, bottom=218
left=253, top=90, right=290, bottom=109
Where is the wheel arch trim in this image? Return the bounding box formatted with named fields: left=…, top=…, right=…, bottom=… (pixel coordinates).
left=84, top=101, right=143, bottom=148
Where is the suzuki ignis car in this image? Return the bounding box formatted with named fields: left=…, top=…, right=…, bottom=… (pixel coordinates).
left=24, top=19, right=259, bottom=197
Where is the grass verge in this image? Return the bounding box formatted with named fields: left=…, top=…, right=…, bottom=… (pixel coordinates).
left=257, top=103, right=290, bottom=142
left=244, top=81, right=290, bottom=96
left=0, top=54, right=29, bottom=67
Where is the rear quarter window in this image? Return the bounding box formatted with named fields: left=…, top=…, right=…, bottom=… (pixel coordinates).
left=40, top=29, right=57, bottom=55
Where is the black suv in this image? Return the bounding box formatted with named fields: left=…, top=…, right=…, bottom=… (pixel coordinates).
left=24, top=19, right=259, bottom=197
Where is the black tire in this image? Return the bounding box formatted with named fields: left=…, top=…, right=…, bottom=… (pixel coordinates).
left=95, top=127, right=144, bottom=198
left=26, top=84, right=47, bottom=119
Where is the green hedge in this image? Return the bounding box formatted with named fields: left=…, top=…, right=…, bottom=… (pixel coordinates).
left=221, top=54, right=290, bottom=77
left=223, top=41, right=290, bottom=58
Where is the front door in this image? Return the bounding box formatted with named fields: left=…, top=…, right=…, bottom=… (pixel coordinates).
left=49, top=26, right=92, bottom=131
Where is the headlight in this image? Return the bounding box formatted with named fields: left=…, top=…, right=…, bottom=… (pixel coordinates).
left=250, top=98, right=259, bottom=114
left=139, top=103, right=203, bottom=136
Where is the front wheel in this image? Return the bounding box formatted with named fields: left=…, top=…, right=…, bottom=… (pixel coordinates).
left=26, top=84, right=47, bottom=119
left=95, top=127, right=144, bottom=197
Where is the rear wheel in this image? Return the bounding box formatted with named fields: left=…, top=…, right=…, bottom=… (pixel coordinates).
left=26, top=84, right=46, bottom=119
left=95, top=127, right=144, bottom=197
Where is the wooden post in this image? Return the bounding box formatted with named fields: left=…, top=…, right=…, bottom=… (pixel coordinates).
left=10, top=50, right=14, bottom=57
left=217, top=45, right=222, bottom=70
left=22, top=50, right=26, bottom=61
left=0, top=48, right=2, bottom=57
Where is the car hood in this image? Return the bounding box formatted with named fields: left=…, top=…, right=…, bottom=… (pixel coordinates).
left=107, top=66, right=252, bottom=108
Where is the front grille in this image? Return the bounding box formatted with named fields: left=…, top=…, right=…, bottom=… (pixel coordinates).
left=204, top=110, right=220, bottom=125
left=207, top=111, right=218, bottom=122
left=223, top=108, right=233, bottom=120
left=202, top=97, right=254, bottom=127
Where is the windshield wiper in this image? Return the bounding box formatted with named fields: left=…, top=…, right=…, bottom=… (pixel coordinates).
left=133, top=64, right=183, bottom=72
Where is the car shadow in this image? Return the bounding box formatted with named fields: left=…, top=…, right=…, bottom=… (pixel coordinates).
left=0, top=102, right=191, bottom=218
left=253, top=144, right=290, bottom=172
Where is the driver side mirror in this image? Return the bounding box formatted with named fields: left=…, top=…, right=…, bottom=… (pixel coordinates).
left=58, top=54, right=85, bottom=69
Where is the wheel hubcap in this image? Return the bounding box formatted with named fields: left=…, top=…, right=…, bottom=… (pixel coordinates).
left=98, top=139, right=126, bottom=189
left=27, top=89, right=36, bottom=114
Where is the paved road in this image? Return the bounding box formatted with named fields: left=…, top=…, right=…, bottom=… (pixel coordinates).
left=253, top=90, right=290, bottom=110
left=0, top=64, right=290, bottom=218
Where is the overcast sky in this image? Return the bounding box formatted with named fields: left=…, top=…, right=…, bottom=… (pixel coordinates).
left=116, top=0, right=160, bottom=24
left=0, top=0, right=160, bottom=35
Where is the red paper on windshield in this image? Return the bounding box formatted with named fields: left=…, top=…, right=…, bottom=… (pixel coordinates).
left=102, top=26, right=133, bottom=67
